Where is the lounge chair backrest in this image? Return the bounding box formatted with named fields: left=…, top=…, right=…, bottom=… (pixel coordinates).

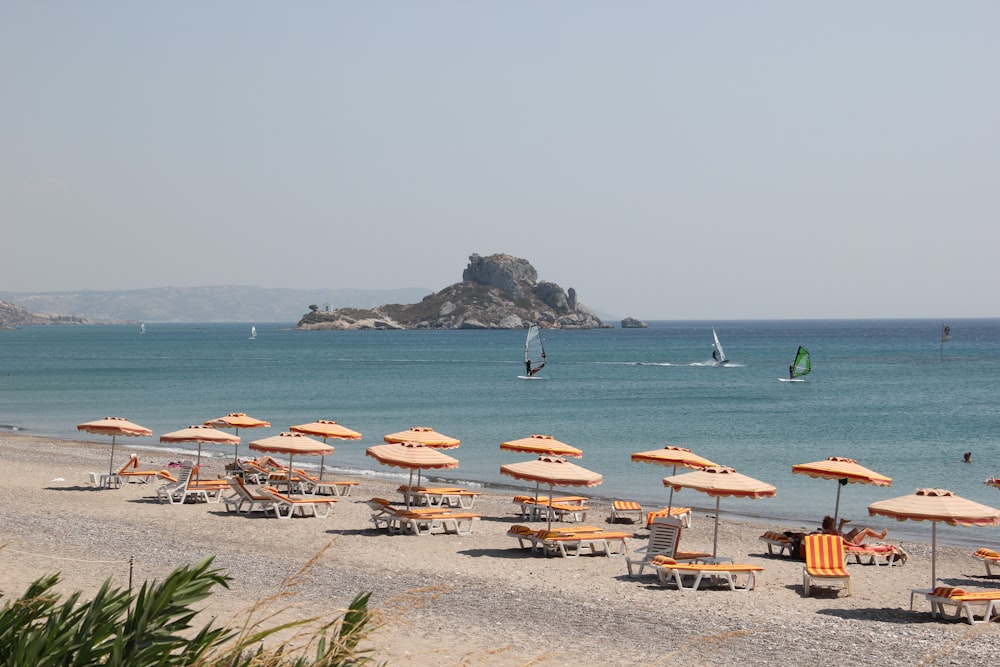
left=646, top=517, right=682, bottom=558
left=117, top=454, right=140, bottom=474
left=804, top=534, right=848, bottom=575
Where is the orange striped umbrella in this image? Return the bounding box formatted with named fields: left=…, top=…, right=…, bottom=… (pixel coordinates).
left=206, top=413, right=271, bottom=462
left=632, top=445, right=718, bottom=512
left=663, top=466, right=777, bottom=557
left=250, top=432, right=335, bottom=492
left=77, top=417, right=153, bottom=477
left=383, top=426, right=459, bottom=449
left=792, top=456, right=892, bottom=523
left=869, top=488, right=1000, bottom=588
left=160, top=425, right=240, bottom=470
left=367, top=441, right=460, bottom=504
left=291, top=419, right=362, bottom=480
left=501, top=434, right=582, bottom=458
left=500, top=456, right=603, bottom=529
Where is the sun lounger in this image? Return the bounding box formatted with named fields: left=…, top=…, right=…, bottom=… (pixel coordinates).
left=532, top=528, right=631, bottom=558
left=625, top=517, right=712, bottom=577
left=651, top=555, right=763, bottom=591
left=256, top=486, right=337, bottom=518
left=803, top=533, right=851, bottom=597
left=512, top=495, right=589, bottom=520
left=223, top=477, right=276, bottom=514
left=759, top=531, right=796, bottom=557
left=116, top=454, right=167, bottom=484
left=923, top=586, right=1000, bottom=624
left=156, top=462, right=216, bottom=505
left=507, top=524, right=606, bottom=553
left=845, top=542, right=907, bottom=566
left=644, top=506, right=693, bottom=529
left=398, top=485, right=482, bottom=509
left=288, top=469, right=359, bottom=496
left=974, top=548, right=1000, bottom=576
left=610, top=500, right=644, bottom=524
left=365, top=498, right=480, bottom=535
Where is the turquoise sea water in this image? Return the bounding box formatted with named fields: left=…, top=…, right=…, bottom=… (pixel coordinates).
left=2, top=319, right=999, bottom=546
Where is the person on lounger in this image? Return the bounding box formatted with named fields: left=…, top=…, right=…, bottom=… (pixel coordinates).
left=821, top=516, right=887, bottom=545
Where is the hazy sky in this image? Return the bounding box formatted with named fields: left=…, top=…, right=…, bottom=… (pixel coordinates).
left=2, top=1, right=997, bottom=320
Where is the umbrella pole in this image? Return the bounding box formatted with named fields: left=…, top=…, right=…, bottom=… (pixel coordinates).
left=931, top=523, right=937, bottom=589
left=833, top=483, right=842, bottom=523
left=666, top=464, right=677, bottom=512
left=546, top=484, right=554, bottom=531
left=195, top=444, right=203, bottom=480
left=108, top=434, right=117, bottom=476
left=712, top=497, right=721, bottom=557
left=319, top=454, right=326, bottom=482
left=287, top=454, right=294, bottom=494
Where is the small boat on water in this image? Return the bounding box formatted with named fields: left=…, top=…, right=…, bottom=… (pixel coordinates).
left=518, top=325, right=547, bottom=380
left=780, top=346, right=811, bottom=382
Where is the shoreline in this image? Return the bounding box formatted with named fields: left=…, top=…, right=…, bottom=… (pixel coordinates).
left=2, top=433, right=999, bottom=665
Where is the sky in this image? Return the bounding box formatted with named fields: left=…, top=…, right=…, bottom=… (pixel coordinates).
left=2, top=1, right=998, bottom=320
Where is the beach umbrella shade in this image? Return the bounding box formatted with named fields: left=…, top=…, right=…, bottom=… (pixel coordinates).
left=868, top=488, right=1000, bottom=589
left=631, top=445, right=718, bottom=512
left=160, top=425, right=240, bottom=473
left=249, top=432, right=335, bottom=492
left=383, top=427, right=459, bottom=449
left=290, top=419, right=362, bottom=481
left=501, top=434, right=583, bottom=458
left=205, top=413, right=271, bottom=462
left=662, top=466, right=777, bottom=558
left=792, top=456, right=892, bottom=523
left=366, top=441, right=460, bottom=507
left=77, top=417, right=153, bottom=477
left=500, top=456, right=603, bottom=530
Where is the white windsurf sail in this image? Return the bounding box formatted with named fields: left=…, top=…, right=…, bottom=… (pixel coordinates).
left=523, top=325, right=547, bottom=377
left=712, top=328, right=728, bottom=365
left=250, top=326, right=257, bottom=340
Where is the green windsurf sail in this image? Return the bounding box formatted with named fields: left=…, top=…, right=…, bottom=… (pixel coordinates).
left=790, top=346, right=811, bottom=379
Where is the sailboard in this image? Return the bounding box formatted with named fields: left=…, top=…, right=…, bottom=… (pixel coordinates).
left=139, top=323, right=146, bottom=335
left=249, top=326, right=257, bottom=340
left=518, top=324, right=547, bottom=380
left=711, top=328, right=728, bottom=366
left=779, top=346, right=811, bottom=382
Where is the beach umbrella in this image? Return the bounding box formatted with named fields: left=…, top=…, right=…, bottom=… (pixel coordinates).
left=631, top=445, right=718, bottom=512
left=792, top=456, right=892, bottom=523
left=366, top=441, right=460, bottom=507
left=206, top=413, right=271, bottom=461
left=160, top=425, right=240, bottom=473
left=249, top=432, right=335, bottom=493
left=290, top=419, right=362, bottom=481
left=383, top=426, right=459, bottom=449
left=77, top=417, right=153, bottom=477
left=501, top=434, right=583, bottom=458
left=662, top=466, right=776, bottom=558
left=500, top=456, right=603, bottom=530
left=868, top=488, right=1000, bottom=589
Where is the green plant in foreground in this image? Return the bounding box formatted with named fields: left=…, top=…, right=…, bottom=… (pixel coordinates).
left=0, top=556, right=380, bottom=667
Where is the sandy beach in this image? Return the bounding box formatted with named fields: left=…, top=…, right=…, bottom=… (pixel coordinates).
left=1, top=434, right=998, bottom=665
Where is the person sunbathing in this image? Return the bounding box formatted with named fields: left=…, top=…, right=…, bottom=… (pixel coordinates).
left=821, top=516, right=887, bottom=545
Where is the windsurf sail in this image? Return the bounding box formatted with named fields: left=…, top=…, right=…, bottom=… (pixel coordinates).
left=712, top=328, right=728, bottom=365
left=250, top=326, right=257, bottom=340
left=789, top=346, right=811, bottom=379
left=524, top=325, right=546, bottom=377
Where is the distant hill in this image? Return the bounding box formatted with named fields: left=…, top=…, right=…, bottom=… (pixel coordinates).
left=0, top=286, right=431, bottom=323
left=0, top=298, right=86, bottom=328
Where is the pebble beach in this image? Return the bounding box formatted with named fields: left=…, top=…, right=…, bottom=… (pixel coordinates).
left=1, top=433, right=999, bottom=666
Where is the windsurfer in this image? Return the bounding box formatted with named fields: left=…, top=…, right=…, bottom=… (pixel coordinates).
left=789, top=364, right=795, bottom=379
left=526, top=360, right=532, bottom=376
left=712, top=349, right=721, bottom=363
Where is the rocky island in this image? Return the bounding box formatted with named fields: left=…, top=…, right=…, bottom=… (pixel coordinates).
left=0, top=298, right=86, bottom=329
left=297, top=253, right=608, bottom=330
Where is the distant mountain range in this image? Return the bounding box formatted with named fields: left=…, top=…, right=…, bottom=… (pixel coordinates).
left=0, top=286, right=432, bottom=324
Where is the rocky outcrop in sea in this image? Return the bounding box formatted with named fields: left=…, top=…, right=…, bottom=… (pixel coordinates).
left=297, top=253, right=608, bottom=330
left=0, top=298, right=86, bottom=329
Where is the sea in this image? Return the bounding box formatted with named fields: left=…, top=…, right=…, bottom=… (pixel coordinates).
left=2, top=319, right=998, bottom=547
